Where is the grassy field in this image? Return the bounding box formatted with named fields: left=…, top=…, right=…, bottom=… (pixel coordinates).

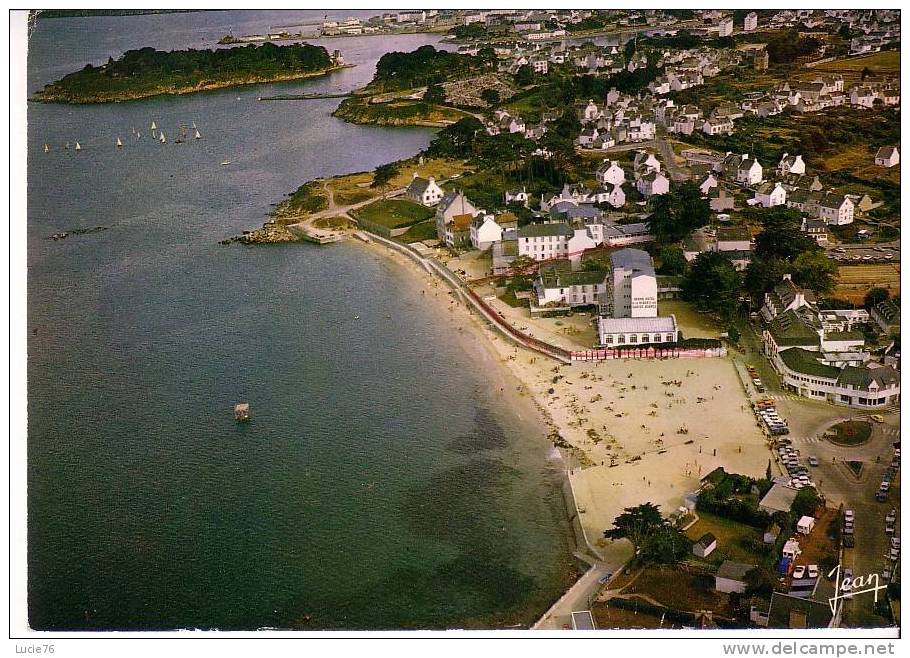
left=685, top=511, right=766, bottom=565
left=354, top=198, right=434, bottom=229
left=398, top=220, right=438, bottom=243
left=630, top=565, right=732, bottom=614
left=659, top=300, right=723, bottom=338
left=801, top=50, right=900, bottom=85
left=834, top=264, right=901, bottom=304
left=822, top=144, right=901, bottom=186
left=387, top=157, right=472, bottom=190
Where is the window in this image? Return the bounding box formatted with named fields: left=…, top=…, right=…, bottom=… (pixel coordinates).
left=629, top=335, right=637, bottom=343
left=605, top=335, right=613, bottom=344
left=665, top=334, right=674, bottom=342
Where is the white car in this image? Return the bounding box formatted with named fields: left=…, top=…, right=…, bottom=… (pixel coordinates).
left=808, top=564, right=819, bottom=579
left=792, top=565, right=806, bottom=579
left=844, top=510, right=854, bottom=523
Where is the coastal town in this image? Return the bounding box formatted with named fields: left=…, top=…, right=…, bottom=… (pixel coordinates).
left=243, top=8, right=901, bottom=632
left=20, top=5, right=903, bottom=641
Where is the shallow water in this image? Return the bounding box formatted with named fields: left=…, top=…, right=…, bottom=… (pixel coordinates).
left=26, top=10, right=576, bottom=630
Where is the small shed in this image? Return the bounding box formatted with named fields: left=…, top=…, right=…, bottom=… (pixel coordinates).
left=715, top=560, right=755, bottom=594
left=763, top=523, right=781, bottom=545
left=796, top=516, right=816, bottom=535
left=693, top=532, right=718, bottom=558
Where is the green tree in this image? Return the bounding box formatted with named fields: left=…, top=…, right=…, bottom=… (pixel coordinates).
left=603, top=503, right=665, bottom=556
left=423, top=84, right=446, bottom=105
left=480, top=87, right=501, bottom=106
left=864, top=287, right=890, bottom=310
left=514, top=64, right=534, bottom=86
left=658, top=245, right=687, bottom=275
left=754, top=208, right=819, bottom=261
left=640, top=526, right=691, bottom=565
left=766, top=459, right=773, bottom=482
left=371, top=162, right=399, bottom=197
left=647, top=182, right=709, bottom=244
left=744, top=566, right=777, bottom=599
left=792, top=250, right=838, bottom=294
left=428, top=116, right=484, bottom=158
left=682, top=251, right=741, bottom=320
left=743, top=257, right=789, bottom=304
left=791, top=486, right=822, bottom=519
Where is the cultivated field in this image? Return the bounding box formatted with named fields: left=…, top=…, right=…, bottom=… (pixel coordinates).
left=835, top=264, right=901, bottom=303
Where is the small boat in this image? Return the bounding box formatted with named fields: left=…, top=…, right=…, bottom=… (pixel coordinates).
left=74, top=141, right=82, bottom=151
left=136, top=132, right=141, bottom=139
left=116, top=137, right=123, bottom=147
left=194, top=129, right=202, bottom=140
left=175, top=138, right=184, bottom=144
left=221, top=160, right=231, bottom=165
left=150, top=120, right=157, bottom=130
left=234, top=403, right=251, bottom=422
left=191, top=121, right=197, bottom=129
left=64, top=142, right=70, bottom=150
left=43, top=143, right=49, bottom=153
left=159, top=132, right=167, bottom=144
left=353, top=315, right=360, bottom=320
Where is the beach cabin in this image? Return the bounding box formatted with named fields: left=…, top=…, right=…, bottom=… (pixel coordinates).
left=693, top=533, right=718, bottom=558
left=796, top=516, right=816, bottom=535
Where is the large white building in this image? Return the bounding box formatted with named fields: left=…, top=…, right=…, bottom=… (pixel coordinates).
left=534, top=263, right=609, bottom=308
left=597, top=315, right=679, bottom=348
left=609, top=249, right=658, bottom=318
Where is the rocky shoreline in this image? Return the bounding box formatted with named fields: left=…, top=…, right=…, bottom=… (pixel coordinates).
left=32, top=65, right=351, bottom=104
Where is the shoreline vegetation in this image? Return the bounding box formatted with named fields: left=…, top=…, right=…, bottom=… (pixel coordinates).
left=32, top=43, right=347, bottom=104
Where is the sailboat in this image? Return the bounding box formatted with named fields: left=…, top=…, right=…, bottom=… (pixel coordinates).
left=74, top=141, right=82, bottom=151
left=136, top=132, right=141, bottom=139
left=194, top=129, right=202, bottom=140
left=64, top=142, right=70, bottom=150
left=150, top=121, right=158, bottom=130
left=191, top=121, right=197, bottom=130
left=159, top=131, right=167, bottom=144
left=43, top=143, right=49, bottom=153
left=116, top=137, right=123, bottom=148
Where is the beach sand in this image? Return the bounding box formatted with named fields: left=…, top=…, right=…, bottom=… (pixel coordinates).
left=357, top=238, right=771, bottom=607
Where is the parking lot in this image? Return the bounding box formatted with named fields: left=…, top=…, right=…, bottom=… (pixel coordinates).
left=825, top=242, right=901, bottom=264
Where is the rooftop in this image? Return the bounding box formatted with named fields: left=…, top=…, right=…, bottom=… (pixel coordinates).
left=758, top=483, right=799, bottom=514
left=778, top=347, right=840, bottom=380
left=716, top=560, right=755, bottom=582
left=598, top=316, right=677, bottom=334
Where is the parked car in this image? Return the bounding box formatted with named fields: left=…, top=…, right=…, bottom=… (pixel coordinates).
left=844, top=534, right=855, bottom=548
left=792, top=565, right=806, bottom=579
left=891, top=537, right=900, bottom=550
left=876, top=491, right=888, bottom=502
left=871, top=414, right=884, bottom=423
left=808, top=456, right=819, bottom=467
left=886, top=509, right=897, bottom=524
left=885, top=523, right=895, bottom=535
left=844, top=510, right=854, bottom=523
left=808, top=565, right=819, bottom=579
left=890, top=547, right=899, bottom=561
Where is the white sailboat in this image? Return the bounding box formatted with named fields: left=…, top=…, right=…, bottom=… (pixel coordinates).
left=150, top=121, right=158, bottom=130
left=116, top=137, right=123, bottom=147
left=137, top=132, right=141, bottom=139
left=194, top=129, right=202, bottom=140
left=159, top=131, right=167, bottom=144
left=74, top=141, right=82, bottom=151
left=191, top=121, right=197, bottom=129
left=43, top=143, right=50, bottom=153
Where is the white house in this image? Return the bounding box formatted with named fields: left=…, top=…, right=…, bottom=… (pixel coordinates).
left=736, top=156, right=763, bottom=186
left=534, top=263, right=609, bottom=307
left=754, top=182, right=787, bottom=208
left=636, top=171, right=670, bottom=197
left=817, top=194, right=854, bottom=226
left=407, top=174, right=444, bottom=206
left=606, top=185, right=626, bottom=208
left=874, top=146, right=900, bottom=167
left=470, top=213, right=503, bottom=251
left=597, top=160, right=626, bottom=186
left=699, top=173, right=719, bottom=196
left=633, top=151, right=661, bottom=173
left=583, top=99, right=601, bottom=122
left=778, top=153, right=806, bottom=176
left=505, top=187, right=529, bottom=207
left=693, top=533, right=718, bottom=558
left=436, top=191, right=479, bottom=242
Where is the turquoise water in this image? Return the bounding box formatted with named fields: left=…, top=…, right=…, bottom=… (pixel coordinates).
left=26, top=10, right=576, bottom=630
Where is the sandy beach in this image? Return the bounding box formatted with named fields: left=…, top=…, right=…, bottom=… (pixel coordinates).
left=357, top=236, right=770, bottom=617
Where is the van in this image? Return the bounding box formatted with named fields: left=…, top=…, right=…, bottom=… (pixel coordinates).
left=871, top=414, right=884, bottom=423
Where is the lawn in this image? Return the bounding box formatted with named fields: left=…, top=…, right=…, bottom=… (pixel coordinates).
left=828, top=420, right=872, bottom=446
left=685, top=511, right=766, bottom=565
left=387, top=157, right=472, bottom=190
left=659, top=300, right=723, bottom=339
left=805, top=50, right=900, bottom=84
left=834, top=264, right=900, bottom=304
left=398, top=220, right=438, bottom=244
left=354, top=198, right=434, bottom=229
